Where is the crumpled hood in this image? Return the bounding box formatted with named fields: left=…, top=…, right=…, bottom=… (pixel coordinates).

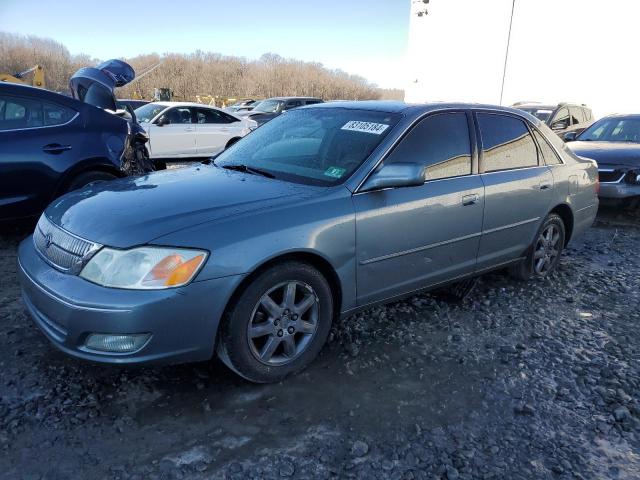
left=45, top=165, right=321, bottom=248
left=568, top=141, right=640, bottom=167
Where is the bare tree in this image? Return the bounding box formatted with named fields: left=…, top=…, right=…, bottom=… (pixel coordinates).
left=1, top=32, right=397, bottom=102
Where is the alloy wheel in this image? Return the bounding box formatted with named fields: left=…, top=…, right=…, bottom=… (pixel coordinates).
left=533, top=224, right=561, bottom=275
left=247, top=281, right=319, bottom=366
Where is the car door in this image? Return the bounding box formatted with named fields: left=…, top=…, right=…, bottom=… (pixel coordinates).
left=353, top=111, right=485, bottom=305
left=147, top=106, right=196, bottom=158
left=0, top=93, right=81, bottom=220
left=474, top=111, right=554, bottom=271
left=195, top=108, right=243, bottom=155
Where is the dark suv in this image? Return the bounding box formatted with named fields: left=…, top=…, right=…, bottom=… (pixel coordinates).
left=514, top=102, right=594, bottom=139
left=239, top=96, right=323, bottom=126
left=0, top=60, right=155, bottom=222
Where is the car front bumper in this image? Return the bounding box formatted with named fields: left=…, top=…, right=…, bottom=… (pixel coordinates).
left=599, top=182, right=640, bottom=199
left=18, top=236, right=245, bottom=365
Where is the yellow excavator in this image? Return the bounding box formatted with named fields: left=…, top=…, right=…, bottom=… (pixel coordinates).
left=0, top=65, right=46, bottom=88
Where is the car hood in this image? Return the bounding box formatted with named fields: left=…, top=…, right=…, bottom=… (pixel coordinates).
left=568, top=141, right=640, bottom=167
left=45, top=165, right=323, bottom=248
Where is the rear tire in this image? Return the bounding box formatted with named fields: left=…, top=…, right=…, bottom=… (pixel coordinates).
left=217, top=261, right=333, bottom=383
left=510, top=213, right=566, bottom=280
left=65, top=171, right=117, bottom=192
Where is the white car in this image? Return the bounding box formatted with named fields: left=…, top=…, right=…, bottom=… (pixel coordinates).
left=133, top=102, right=257, bottom=159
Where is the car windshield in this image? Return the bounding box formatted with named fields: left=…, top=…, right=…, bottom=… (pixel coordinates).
left=579, top=117, right=640, bottom=142
left=518, top=107, right=553, bottom=123
left=134, top=103, right=167, bottom=123
left=215, top=108, right=401, bottom=186
left=253, top=100, right=284, bottom=113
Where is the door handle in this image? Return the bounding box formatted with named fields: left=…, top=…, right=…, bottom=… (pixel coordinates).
left=462, top=193, right=480, bottom=206
left=42, top=143, right=72, bottom=154
left=184, top=127, right=195, bottom=132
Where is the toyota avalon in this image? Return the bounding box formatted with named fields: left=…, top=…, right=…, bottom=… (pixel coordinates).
left=18, top=102, right=599, bottom=383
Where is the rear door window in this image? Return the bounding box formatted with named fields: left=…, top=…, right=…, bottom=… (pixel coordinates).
left=386, top=112, right=472, bottom=180
left=477, top=113, right=539, bottom=172
left=165, top=107, right=193, bottom=124
left=0, top=95, right=41, bottom=130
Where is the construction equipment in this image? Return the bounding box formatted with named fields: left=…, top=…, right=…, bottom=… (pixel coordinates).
left=0, top=65, right=46, bottom=88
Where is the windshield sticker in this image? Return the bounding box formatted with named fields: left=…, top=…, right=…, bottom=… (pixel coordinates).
left=324, top=166, right=346, bottom=178
left=341, top=120, right=389, bottom=135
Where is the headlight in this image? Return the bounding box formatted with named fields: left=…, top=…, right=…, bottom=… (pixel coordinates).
left=79, top=246, right=208, bottom=289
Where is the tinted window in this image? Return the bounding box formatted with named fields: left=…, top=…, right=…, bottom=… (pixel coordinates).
left=0, top=95, right=75, bottom=130
left=552, top=108, right=570, bottom=128
left=83, top=83, right=117, bottom=111
left=385, top=112, right=471, bottom=180
left=197, top=108, right=225, bottom=124
left=305, top=99, right=322, bottom=105
left=285, top=100, right=302, bottom=109
left=43, top=102, right=76, bottom=126
left=533, top=130, right=562, bottom=165
left=164, top=107, right=193, bottom=124
left=477, top=113, right=538, bottom=172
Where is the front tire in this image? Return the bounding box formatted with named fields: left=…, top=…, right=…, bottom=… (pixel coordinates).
left=65, top=171, right=117, bottom=192
left=510, top=213, right=566, bottom=280
left=217, top=262, right=334, bottom=383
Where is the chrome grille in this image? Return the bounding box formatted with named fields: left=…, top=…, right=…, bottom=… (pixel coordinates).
left=33, top=215, right=101, bottom=274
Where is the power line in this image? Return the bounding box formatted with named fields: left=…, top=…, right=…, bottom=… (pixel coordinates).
left=500, top=0, right=516, bottom=105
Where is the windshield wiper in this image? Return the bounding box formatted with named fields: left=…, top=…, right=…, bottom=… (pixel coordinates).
left=221, top=164, right=276, bottom=179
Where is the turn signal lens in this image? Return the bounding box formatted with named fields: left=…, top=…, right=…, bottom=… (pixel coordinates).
left=80, top=247, right=208, bottom=289
left=165, top=255, right=206, bottom=286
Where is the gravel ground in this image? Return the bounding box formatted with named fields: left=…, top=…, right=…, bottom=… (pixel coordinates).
left=0, top=208, right=639, bottom=480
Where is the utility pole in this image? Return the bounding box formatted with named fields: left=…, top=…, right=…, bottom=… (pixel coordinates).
left=500, top=0, right=516, bottom=105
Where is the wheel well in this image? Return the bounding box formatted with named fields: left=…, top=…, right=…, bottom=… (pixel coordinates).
left=55, top=163, right=123, bottom=198
left=550, top=204, right=574, bottom=246
left=223, top=252, right=343, bottom=325
left=225, top=137, right=241, bottom=149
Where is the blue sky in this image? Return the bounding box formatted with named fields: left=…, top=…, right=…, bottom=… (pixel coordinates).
left=0, top=0, right=411, bottom=88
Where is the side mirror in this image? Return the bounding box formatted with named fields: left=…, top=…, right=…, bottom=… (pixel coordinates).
left=551, top=121, right=567, bottom=131
left=360, top=162, right=426, bottom=192
left=563, top=131, right=578, bottom=142
left=156, top=115, right=168, bottom=126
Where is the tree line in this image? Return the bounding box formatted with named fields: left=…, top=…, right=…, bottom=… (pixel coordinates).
left=0, top=33, right=403, bottom=102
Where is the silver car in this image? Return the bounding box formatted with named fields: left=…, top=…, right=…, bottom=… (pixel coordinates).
left=18, top=102, right=599, bottom=383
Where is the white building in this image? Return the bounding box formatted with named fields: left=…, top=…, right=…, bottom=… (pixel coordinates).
left=404, top=0, right=513, bottom=105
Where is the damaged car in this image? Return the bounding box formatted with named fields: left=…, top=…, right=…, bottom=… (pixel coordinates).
left=0, top=59, right=156, bottom=221
left=565, top=114, right=640, bottom=208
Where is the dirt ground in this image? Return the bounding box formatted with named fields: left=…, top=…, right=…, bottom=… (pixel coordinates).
left=0, top=207, right=638, bottom=480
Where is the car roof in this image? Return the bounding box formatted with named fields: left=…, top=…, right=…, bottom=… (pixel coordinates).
left=0, top=82, right=78, bottom=105
left=516, top=104, right=557, bottom=110
left=265, top=97, right=322, bottom=101
left=602, top=113, right=640, bottom=119
left=516, top=102, right=589, bottom=110
left=306, top=100, right=538, bottom=118
left=150, top=101, right=232, bottom=109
